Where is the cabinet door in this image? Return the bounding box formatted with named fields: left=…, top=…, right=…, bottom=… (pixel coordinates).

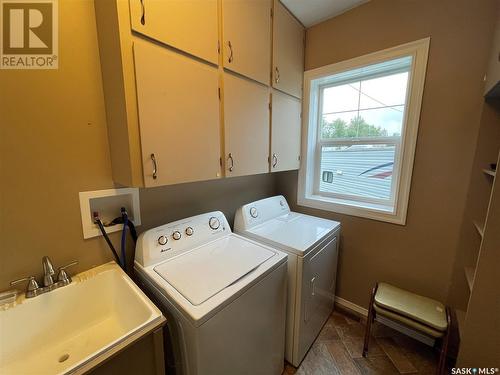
left=129, top=0, right=219, bottom=64
left=272, top=0, right=304, bottom=98
left=222, top=0, right=272, bottom=85
left=271, top=90, right=301, bottom=172
left=134, top=40, right=221, bottom=187
left=224, top=73, right=269, bottom=177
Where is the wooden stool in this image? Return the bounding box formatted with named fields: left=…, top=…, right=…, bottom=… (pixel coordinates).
left=363, top=282, right=451, bottom=375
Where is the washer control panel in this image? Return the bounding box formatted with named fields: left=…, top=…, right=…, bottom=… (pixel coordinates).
left=135, top=211, right=230, bottom=267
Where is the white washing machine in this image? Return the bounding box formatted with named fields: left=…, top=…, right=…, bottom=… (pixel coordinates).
left=134, top=211, right=288, bottom=375
left=234, top=196, right=341, bottom=367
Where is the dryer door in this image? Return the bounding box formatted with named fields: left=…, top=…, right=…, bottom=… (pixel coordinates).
left=298, top=234, right=338, bottom=362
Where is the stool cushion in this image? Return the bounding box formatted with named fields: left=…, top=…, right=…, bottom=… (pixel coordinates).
left=374, top=282, right=447, bottom=332
left=373, top=304, right=444, bottom=338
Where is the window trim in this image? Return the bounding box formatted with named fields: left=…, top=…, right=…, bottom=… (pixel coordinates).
left=298, top=38, right=430, bottom=225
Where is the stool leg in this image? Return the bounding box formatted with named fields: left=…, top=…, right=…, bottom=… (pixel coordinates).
left=363, top=284, right=378, bottom=357
left=437, top=307, right=451, bottom=375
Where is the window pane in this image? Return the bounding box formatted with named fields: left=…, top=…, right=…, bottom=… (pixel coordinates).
left=319, top=144, right=396, bottom=200
left=358, top=106, right=404, bottom=136
left=359, top=72, right=409, bottom=110
left=321, top=106, right=404, bottom=139
left=320, top=68, right=409, bottom=140
left=322, top=83, right=360, bottom=114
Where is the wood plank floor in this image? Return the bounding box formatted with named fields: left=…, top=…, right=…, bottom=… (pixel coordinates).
left=283, top=309, right=440, bottom=375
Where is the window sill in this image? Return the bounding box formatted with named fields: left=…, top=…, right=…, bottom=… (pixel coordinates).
left=298, top=194, right=406, bottom=225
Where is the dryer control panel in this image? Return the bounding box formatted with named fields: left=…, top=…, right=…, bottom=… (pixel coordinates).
left=234, top=195, right=290, bottom=231
left=135, top=211, right=230, bottom=267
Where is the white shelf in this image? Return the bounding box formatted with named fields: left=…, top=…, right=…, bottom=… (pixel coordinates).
left=483, top=169, right=496, bottom=177
left=464, top=266, right=475, bottom=291
left=473, top=221, right=484, bottom=238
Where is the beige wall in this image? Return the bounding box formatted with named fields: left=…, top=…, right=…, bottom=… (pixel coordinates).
left=276, top=0, right=498, bottom=308
left=0, top=1, right=276, bottom=291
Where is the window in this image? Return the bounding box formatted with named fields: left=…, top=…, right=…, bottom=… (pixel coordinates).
left=299, top=39, right=430, bottom=224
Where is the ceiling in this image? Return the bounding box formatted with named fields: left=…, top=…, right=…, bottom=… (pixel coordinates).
left=281, top=0, right=370, bottom=27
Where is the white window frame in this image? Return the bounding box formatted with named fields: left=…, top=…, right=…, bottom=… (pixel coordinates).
left=298, top=38, right=430, bottom=225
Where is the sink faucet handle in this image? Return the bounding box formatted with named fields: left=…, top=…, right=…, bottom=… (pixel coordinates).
left=10, top=276, right=40, bottom=294
left=57, top=261, right=78, bottom=285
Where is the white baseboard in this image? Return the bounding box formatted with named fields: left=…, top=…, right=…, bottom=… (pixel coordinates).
left=335, top=296, right=368, bottom=316
left=334, top=296, right=436, bottom=347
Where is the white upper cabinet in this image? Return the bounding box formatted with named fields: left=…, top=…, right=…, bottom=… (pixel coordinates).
left=96, top=0, right=302, bottom=188
left=271, top=90, right=301, bottom=172
left=272, top=0, right=304, bottom=98
left=129, top=0, right=219, bottom=64
left=224, top=73, right=270, bottom=177
left=134, top=40, right=221, bottom=187
left=222, top=0, right=272, bottom=85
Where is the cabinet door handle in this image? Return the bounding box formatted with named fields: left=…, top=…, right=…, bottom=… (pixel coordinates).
left=275, top=67, right=280, bottom=84
left=310, top=276, right=316, bottom=296
left=151, top=153, right=157, bottom=179
left=228, top=41, right=233, bottom=63
left=272, top=153, right=278, bottom=168
left=228, top=153, right=234, bottom=172
left=140, top=0, right=146, bottom=25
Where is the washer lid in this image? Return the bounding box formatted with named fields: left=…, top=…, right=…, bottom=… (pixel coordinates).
left=247, top=212, right=340, bottom=255
left=153, top=236, right=275, bottom=306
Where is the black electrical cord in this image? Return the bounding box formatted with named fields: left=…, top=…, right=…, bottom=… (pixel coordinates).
left=127, top=220, right=138, bottom=243
left=94, top=214, right=122, bottom=267
left=120, top=208, right=128, bottom=273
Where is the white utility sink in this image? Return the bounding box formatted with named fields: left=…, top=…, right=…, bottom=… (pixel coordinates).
left=0, top=262, right=164, bottom=375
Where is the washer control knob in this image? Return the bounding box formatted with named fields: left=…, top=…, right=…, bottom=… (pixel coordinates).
left=209, top=217, right=220, bottom=230
left=158, top=235, right=168, bottom=246
left=280, top=200, right=285, bottom=207
left=250, top=207, right=258, bottom=218
left=185, top=227, right=194, bottom=236
left=172, top=231, right=182, bottom=240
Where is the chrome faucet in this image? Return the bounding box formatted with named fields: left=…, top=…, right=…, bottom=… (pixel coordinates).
left=10, top=257, right=78, bottom=298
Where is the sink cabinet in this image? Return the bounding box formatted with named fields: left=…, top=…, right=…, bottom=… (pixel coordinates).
left=90, top=327, right=165, bottom=375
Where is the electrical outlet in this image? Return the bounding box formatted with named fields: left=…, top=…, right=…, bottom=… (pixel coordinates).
left=79, top=188, right=141, bottom=239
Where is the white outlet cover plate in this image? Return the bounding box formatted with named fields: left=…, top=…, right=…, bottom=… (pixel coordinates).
left=79, top=188, right=141, bottom=239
